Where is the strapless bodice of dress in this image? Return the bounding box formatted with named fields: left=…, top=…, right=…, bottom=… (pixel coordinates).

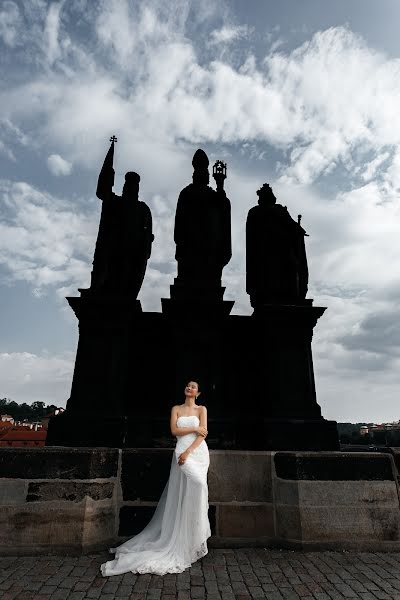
left=175, top=415, right=207, bottom=457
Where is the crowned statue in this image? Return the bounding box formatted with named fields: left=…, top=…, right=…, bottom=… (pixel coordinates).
left=246, top=183, right=309, bottom=307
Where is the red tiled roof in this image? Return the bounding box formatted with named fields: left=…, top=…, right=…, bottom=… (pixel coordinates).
left=0, top=429, right=47, bottom=441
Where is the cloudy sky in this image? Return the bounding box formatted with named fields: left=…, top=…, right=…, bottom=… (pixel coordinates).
left=1, top=0, right=400, bottom=423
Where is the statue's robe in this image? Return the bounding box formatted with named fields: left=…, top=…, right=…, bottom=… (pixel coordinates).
left=174, top=182, right=231, bottom=288
left=91, top=150, right=153, bottom=297
left=246, top=203, right=308, bottom=306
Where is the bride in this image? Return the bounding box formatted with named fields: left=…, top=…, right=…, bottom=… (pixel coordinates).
left=100, top=381, right=211, bottom=576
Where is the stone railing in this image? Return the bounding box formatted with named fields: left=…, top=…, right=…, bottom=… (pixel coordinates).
left=1, top=447, right=399, bottom=555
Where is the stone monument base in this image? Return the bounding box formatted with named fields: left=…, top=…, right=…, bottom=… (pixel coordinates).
left=46, top=294, right=340, bottom=451
left=259, top=418, right=340, bottom=451
left=1, top=447, right=399, bottom=555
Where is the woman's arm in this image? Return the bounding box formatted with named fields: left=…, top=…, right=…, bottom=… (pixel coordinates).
left=177, top=407, right=208, bottom=465
left=186, top=406, right=207, bottom=452
left=170, top=405, right=198, bottom=437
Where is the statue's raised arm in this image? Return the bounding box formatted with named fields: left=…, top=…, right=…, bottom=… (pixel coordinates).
left=90, top=136, right=154, bottom=299
left=96, top=135, right=117, bottom=201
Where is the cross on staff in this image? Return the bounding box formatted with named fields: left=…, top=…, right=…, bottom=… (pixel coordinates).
left=110, top=135, right=118, bottom=143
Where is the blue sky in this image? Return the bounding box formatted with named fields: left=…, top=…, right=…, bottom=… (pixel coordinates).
left=1, top=0, right=400, bottom=423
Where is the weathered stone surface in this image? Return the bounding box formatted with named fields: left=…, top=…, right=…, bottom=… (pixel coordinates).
left=208, top=451, right=272, bottom=502
left=121, top=449, right=173, bottom=501
left=273, top=479, right=299, bottom=505
left=217, top=505, right=274, bottom=537
left=274, top=479, right=399, bottom=508
left=0, top=448, right=119, bottom=479
left=275, top=505, right=301, bottom=539
left=0, top=480, right=27, bottom=505
left=1, top=448, right=400, bottom=553
left=26, top=481, right=114, bottom=503
left=82, top=504, right=117, bottom=545
left=300, top=506, right=400, bottom=542
left=0, top=503, right=115, bottom=552
left=297, top=480, right=399, bottom=506
left=1, top=504, right=77, bottom=542
left=274, top=451, right=395, bottom=480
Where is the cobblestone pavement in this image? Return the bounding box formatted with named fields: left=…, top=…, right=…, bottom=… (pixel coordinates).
left=1, top=548, right=400, bottom=600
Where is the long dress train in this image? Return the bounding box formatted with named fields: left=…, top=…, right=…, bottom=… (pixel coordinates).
left=100, top=415, right=211, bottom=576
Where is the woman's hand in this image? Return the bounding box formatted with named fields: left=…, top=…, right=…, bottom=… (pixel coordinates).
left=196, top=426, right=208, bottom=437
left=178, top=450, right=191, bottom=465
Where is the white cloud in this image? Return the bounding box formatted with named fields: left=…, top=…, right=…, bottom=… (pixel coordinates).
left=96, top=0, right=135, bottom=67
left=0, top=351, right=73, bottom=405
left=360, top=152, right=390, bottom=182
left=0, top=1, right=21, bottom=47
left=0, top=180, right=94, bottom=293
left=47, top=153, right=72, bottom=176
left=4, top=9, right=400, bottom=191
left=0, top=140, right=15, bottom=161
left=44, top=1, right=64, bottom=65
left=210, top=25, right=250, bottom=45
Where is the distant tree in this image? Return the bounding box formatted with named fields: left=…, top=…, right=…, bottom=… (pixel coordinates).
left=0, top=398, right=11, bottom=412
left=31, top=401, right=46, bottom=419
left=0, top=398, right=62, bottom=422
left=337, top=423, right=378, bottom=445
left=370, top=429, right=386, bottom=446
left=386, top=430, right=400, bottom=447
left=337, top=423, right=355, bottom=437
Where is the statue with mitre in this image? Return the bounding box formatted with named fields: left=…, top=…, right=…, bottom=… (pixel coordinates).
left=173, top=149, right=231, bottom=294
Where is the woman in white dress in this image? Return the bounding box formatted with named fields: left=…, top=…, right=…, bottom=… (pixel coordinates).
left=100, top=381, right=211, bottom=576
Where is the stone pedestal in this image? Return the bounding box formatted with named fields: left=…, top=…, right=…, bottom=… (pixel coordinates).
left=239, top=304, right=339, bottom=450
left=46, top=292, right=172, bottom=448
left=47, top=289, right=338, bottom=450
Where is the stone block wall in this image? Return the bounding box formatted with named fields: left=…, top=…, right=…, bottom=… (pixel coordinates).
left=1, top=447, right=399, bottom=554
left=110, top=449, right=400, bottom=551
left=273, top=451, right=400, bottom=550
left=0, top=448, right=120, bottom=555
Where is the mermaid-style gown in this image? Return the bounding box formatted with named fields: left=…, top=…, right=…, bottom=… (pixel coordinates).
left=100, top=415, right=211, bottom=576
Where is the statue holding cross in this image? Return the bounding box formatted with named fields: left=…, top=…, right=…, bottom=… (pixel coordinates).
left=90, top=136, right=154, bottom=298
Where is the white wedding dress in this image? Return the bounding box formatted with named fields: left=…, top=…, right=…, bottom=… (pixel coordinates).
left=100, top=415, right=211, bottom=576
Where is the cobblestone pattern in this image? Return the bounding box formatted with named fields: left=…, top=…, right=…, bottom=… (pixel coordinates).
left=1, top=549, right=400, bottom=600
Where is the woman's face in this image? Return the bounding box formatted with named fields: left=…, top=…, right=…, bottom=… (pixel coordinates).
left=184, top=381, right=199, bottom=398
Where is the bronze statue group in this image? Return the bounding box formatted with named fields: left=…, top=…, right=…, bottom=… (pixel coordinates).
left=90, top=136, right=309, bottom=308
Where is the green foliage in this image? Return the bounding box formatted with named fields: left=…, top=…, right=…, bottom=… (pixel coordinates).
left=337, top=422, right=371, bottom=436
left=338, top=421, right=400, bottom=447
left=0, top=398, right=61, bottom=422
left=337, top=422, right=371, bottom=444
